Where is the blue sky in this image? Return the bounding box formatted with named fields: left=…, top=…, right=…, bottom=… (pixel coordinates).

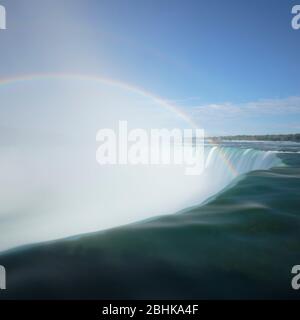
left=0, top=0, right=300, bottom=135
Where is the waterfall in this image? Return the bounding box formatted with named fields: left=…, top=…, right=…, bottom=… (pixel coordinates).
left=195, top=146, right=282, bottom=205
left=0, top=77, right=283, bottom=252
left=0, top=143, right=282, bottom=252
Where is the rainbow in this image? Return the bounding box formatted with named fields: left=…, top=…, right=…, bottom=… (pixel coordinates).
left=0, top=73, right=199, bottom=129
left=0, top=72, right=238, bottom=176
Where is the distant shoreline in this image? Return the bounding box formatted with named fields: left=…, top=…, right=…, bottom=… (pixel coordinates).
left=207, top=134, right=300, bottom=143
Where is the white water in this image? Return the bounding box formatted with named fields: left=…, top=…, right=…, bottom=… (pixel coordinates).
left=201, top=147, right=282, bottom=200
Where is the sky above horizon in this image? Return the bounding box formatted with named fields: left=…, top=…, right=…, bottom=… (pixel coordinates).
left=0, top=0, right=300, bottom=135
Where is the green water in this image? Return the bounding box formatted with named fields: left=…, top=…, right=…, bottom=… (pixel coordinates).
left=0, top=143, right=300, bottom=299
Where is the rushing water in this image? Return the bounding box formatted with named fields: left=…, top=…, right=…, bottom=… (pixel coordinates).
left=0, top=141, right=300, bottom=299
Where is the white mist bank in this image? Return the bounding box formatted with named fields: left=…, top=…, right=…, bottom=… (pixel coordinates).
left=0, top=143, right=281, bottom=252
